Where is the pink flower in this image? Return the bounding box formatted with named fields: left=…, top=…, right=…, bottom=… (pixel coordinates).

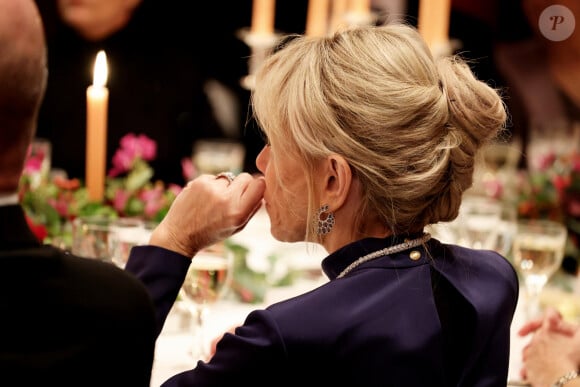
left=47, top=197, right=71, bottom=217
left=112, top=189, right=131, bottom=213
left=483, top=178, right=503, bottom=200
left=181, top=157, right=196, bottom=181
left=109, top=133, right=157, bottom=177
left=537, top=152, right=557, bottom=171
left=109, top=150, right=135, bottom=177
left=120, top=133, right=156, bottom=161
left=167, top=183, right=183, bottom=196
left=567, top=196, right=580, bottom=217
left=23, top=144, right=44, bottom=174
left=571, top=153, right=580, bottom=172
left=137, top=186, right=165, bottom=218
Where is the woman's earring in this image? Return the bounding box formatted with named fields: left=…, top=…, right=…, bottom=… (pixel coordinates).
left=316, top=204, right=335, bottom=235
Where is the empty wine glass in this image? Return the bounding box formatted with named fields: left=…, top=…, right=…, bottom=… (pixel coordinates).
left=512, top=219, right=568, bottom=318
left=179, top=242, right=233, bottom=361
left=456, top=196, right=503, bottom=250
left=108, top=218, right=147, bottom=268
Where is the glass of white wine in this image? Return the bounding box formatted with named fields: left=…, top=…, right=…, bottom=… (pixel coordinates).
left=191, top=139, right=245, bottom=177
left=179, top=242, right=233, bottom=361
left=512, top=219, right=568, bottom=318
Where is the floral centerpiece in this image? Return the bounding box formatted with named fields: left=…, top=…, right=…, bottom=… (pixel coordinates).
left=482, top=147, right=580, bottom=269
left=19, top=133, right=192, bottom=246
left=19, top=133, right=273, bottom=303
left=518, top=150, right=580, bottom=268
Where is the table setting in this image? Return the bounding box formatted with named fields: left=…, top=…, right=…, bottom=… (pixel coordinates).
left=16, top=33, right=580, bottom=385
left=10, top=0, right=580, bottom=384
left=18, top=128, right=580, bottom=387
left=18, top=130, right=580, bottom=387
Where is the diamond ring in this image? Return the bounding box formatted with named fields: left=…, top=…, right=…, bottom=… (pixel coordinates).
left=216, top=171, right=236, bottom=184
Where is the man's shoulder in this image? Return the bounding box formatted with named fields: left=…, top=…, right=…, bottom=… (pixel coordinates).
left=0, top=245, right=152, bottom=299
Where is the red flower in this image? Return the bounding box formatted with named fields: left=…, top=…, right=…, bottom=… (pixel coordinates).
left=54, top=175, right=80, bottom=190
left=25, top=214, right=48, bottom=242
left=537, top=152, right=557, bottom=171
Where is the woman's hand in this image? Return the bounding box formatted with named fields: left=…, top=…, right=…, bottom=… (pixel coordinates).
left=519, top=307, right=580, bottom=385
left=149, top=173, right=265, bottom=257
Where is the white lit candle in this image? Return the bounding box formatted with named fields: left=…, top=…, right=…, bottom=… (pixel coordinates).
left=86, top=50, right=109, bottom=203
left=306, top=0, right=330, bottom=37
left=330, top=0, right=348, bottom=33
left=251, top=0, right=276, bottom=36
left=349, top=0, right=370, bottom=15
left=344, top=0, right=372, bottom=27
left=418, top=0, right=451, bottom=53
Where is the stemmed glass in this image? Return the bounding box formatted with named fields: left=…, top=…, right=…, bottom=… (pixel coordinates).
left=108, top=218, right=146, bottom=268
left=179, top=242, right=233, bottom=361
left=191, top=139, right=245, bottom=176
left=512, top=219, right=568, bottom=318
left=456, top=196, right=503, bottom=250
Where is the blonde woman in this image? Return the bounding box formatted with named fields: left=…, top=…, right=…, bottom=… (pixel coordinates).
left=127, top=23, right=518, bottom=386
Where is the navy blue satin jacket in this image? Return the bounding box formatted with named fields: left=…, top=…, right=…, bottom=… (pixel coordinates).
left=126, top=235, right=519, bottom=387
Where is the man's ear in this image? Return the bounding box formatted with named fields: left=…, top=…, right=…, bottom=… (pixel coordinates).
left=319, top=154, right=352, bottom=210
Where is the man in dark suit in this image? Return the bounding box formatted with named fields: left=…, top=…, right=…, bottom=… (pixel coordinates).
left=0, top=0, right=157, bottom=385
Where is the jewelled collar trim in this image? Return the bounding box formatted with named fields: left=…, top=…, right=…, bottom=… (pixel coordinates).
left=337, top=233, right=431, bottom=279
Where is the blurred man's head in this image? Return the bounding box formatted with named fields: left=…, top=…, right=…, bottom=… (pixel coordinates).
left=0, top=0, right=47, bottom=193
left=57, top=0, right=142, bottom=41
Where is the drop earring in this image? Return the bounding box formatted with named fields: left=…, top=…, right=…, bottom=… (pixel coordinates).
left=316, top=204, right=335, bottom=235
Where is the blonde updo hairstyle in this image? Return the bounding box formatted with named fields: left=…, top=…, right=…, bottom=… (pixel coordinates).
left=252, top=24, right=507, bottom=242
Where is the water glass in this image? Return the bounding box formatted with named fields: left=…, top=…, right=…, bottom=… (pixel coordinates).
left=71, top=216, right=113, bottom=262
left=108, top=218, right=147, bottom=268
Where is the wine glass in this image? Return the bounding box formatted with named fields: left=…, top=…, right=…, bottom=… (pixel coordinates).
left=108, top=218, right=149, bottom=268
left=456, top=196, right=503, bottom=250
left=512, top=219, right=568, bottom=318
left=179, top=243, right=233, bottom=361
left=191, top=139, right=245, bottom=176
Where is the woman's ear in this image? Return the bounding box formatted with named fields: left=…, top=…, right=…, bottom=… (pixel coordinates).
left=320, top=154, right=352, bottom=210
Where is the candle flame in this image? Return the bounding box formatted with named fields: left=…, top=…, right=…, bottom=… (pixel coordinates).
left=93, top=50, right=108, bottom=87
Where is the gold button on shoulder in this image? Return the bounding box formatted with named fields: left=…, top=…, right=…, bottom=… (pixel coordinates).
left=409, top=250, right=421, bottom=261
